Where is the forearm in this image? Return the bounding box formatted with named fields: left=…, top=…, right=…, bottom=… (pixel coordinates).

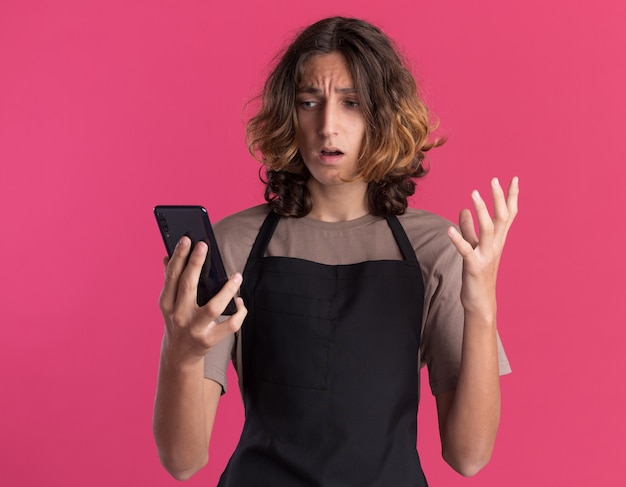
left=439, top=310, right=501, bottom=477
left=152, top=337, right=216, bottom=480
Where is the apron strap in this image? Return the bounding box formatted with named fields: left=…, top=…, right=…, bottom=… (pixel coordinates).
left=249, top=209, right=281, bottom=260
left=386, top=215, right=418, bottom=263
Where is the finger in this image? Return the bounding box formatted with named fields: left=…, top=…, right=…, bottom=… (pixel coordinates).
left=448, top=226, right=475, bottom=259
left=492, top=177, right=519, bottom=246
left=176, top=240, right=209, bottom=309
left=205, top=297, right=248, bottom=346
left=472, top=189, right=494, bottom=243
left=458, top=208, right=479, bottom=248
left=234, top=296, right=247, bottom=316
left=198, top=273, right=245, bottom=323
left=506, top=176, right=520, bottom=221
left=491, top=177, right=509, bottom=225
left=159, top=237, right=192, bottom=312
left=222, top=296, right=248, bottom=334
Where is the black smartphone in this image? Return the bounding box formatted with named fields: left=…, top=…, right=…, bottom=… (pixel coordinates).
left=154, top=205, right=236, bottom=315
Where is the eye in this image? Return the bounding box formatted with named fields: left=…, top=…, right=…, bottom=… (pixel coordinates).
left=344, top=100, right=360, bottom=108
left=298, top=100, right=318, bottom=109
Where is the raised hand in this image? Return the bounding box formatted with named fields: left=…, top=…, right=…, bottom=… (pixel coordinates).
left=447, top=177, right=519, bottom=318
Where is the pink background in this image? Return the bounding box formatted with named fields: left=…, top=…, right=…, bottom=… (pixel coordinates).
left=2, top=0, right=625, bottom=485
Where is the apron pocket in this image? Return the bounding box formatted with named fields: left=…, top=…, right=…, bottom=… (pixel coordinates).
left=254, top=291, right=333, bottom=390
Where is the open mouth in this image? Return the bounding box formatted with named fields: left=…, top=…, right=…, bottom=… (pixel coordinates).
left=320, top=149, right=343, bottom=156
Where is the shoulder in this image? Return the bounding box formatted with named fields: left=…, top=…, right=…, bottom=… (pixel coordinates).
left=213, top=204, right=271, bottom=274
left=398, top=208, right=460, bottom=268
left=398, top=208, right=454, bottom=239
left=398, top=207, right=461, bottom=287
left=214, top=204, right=270, bottom=240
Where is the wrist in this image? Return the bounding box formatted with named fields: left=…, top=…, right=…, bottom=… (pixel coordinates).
left=463, top=307, right=498, bottom=331
left=160, top=335, right=206, bottom=372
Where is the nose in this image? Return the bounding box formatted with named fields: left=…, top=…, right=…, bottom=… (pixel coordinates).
left=318, top=103, right=338, bottom=137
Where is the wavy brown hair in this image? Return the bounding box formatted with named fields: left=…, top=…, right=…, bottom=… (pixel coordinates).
left=247, top=16, right=444, bottom=217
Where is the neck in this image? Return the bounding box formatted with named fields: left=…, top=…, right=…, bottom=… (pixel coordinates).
left=306, top=179, right=369, bottom=222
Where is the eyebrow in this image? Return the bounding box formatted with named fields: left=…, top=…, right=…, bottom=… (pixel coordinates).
left=297, top=86, right=358, bottom=95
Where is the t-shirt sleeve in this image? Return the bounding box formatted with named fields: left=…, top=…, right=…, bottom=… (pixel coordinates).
left=415, top=216, right=511, bottom=396
left=420, top=239, right=465, bottom=395
left=205, top=205, right=268, bottom=394
left=203, top=332, right=235, bottom=394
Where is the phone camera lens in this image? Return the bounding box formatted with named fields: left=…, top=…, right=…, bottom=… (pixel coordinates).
left=158, top=216, right=169, bottom=232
